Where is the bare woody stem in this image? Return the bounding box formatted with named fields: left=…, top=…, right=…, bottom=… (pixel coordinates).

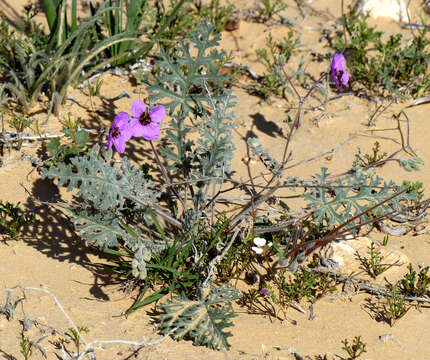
left=283, top=189, right=407, bottom=260
left=149, top=140, right=184, bottom=209
left=228, top=69, right=326, bottom=231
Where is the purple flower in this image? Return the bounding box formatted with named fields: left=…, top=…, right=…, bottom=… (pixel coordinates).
left=259, top=288, right=268, bottom=296
left=129, top=100, right=165, bottom=141
left=108, top=112, right=133, bottom=154
left=330, top=53, right=349, bottom=92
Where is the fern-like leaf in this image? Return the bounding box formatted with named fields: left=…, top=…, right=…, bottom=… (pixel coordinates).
left=302, top=167, right=418, bottom=230
left=147, top=22, right=228, bottom=118
left=196, top=89, right=236, bottom=178
left=72, top=210, right=132, bottom=248
left=42, top=145, right=158, bottom=211
left=159, top=285, right=240, bottom=350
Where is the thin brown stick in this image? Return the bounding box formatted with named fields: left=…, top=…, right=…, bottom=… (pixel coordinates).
left=314, top=267, right=430, bottom=304
left=283, top=189, right=407, bottom=260
left=149, top=140, right=184, bottom=209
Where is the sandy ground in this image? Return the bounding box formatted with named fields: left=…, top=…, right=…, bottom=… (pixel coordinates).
left=1, top=0, right=430, bottom=359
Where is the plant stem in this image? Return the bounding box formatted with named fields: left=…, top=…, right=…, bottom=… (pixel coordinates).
left=149, top=140, right=184, bottom=208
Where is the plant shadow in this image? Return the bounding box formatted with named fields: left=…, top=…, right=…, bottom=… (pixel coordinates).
left=19, top=177, right=129, bottom=300
left=249, top=113, right=285, bottom=138
left=0, top=349, right=18, bottom=360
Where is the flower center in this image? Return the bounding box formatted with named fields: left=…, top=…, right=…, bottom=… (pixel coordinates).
left=112, top=127, right=120, bottom=138
left=139, top=112, right=151, bottom=126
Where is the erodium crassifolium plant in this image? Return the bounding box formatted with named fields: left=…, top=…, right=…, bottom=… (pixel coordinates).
left=42, top=24, right=423, bottom=350
left=43, top=23, right=238, bottom=349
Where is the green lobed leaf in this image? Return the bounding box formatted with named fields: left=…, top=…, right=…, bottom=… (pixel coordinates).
left=159, top=285, right=240, bottom=350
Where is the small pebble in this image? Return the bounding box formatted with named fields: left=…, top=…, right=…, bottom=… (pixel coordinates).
left=224, top=18, right=240, bottom=31
left=379, top=333, right=394, bottom=343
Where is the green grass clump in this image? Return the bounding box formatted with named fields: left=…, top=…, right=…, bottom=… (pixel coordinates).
left=255, top=31, right=301, bottom=99
left=0, top=201, right=38, bottom=240
left=399, top=263, right=430, bottom=297
left=335, top=9, right=430, bottom=97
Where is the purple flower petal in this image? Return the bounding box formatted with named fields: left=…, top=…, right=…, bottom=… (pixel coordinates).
left=112, top=112, right=130, bottom=129
left=141, top=122, right=161, bottom=141
left=128, top=118, right=141, bottom=133
left=332, top=53, right=345, bottom=69
left=131, top=99, right=146, bottom=119
left=330, top=53, right=349, bottom=93
left=340, top=71, right=349, bottom=86
left=108, top=112, right=132, bottom=153
left=128, top=101, right=164, bottom=141
left=149, top=105, right=165, bottom=124
left=113, top=136, right=126, bottom=153
left=260, top=289, right=268, bottom=296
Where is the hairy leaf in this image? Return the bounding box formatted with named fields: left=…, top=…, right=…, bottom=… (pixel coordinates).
left=148, top=22, right=228, bottom=118
left=159, top=285, right=240, bottom=350
left=302, top=167, right=418, bottom=230
left=42, top=144, right=158, bottom=211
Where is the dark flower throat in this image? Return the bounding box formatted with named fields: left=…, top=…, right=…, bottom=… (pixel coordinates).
left=139, top=112, right=151, bottom=125
left=112, top=127, right=120, bottom=138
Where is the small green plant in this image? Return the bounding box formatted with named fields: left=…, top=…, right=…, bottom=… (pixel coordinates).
left=86, top=78, right=104, bottom=111
left=16, top=3, right=51, bottom=50
left=362, top=242, right=388, bottom=278
left=87, top=78, right=103, bottom=98
left=255, top=32, right=300, bottom=99
left=240, top=264, right=336, bottom=320
left=7, top=114, right=33, bottom=150
left=217, top=236, right=251, bottom=280
left=358, top=141, right=387, bottom=167
left=19, top=331, right=33, bottom=360
left=239, top=288, right=280, bottom=319
left=258, top=0, right=287, bottom=20
left=385, top=285, right=408, bottom=325
left=146, top=0, right=231, bottom=53
left=194, top=0, right=235, bottom=33
left=341, top=336, right=367, bottom=359
left=382, top=234, right=389, bottom=246
left=65, top=326, right=89, bottom=354
left=400, top=264, right=430, bottom=297
left=0, top=201, right=38, bottom=240
left=45, top=116, right=90, bottom=167
left=272, top=267, right=336, bottom=306
left=334, top=9, right=430, bottom=97
left=402, top=180, right=424, bottom=202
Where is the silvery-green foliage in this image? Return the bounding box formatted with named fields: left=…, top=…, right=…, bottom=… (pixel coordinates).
left=42, top=144, right=158, bottom=211
left=148, top=23, right=236, bottom=220
left=399, top=157, right=424, bottom=172
left=302, top=167, right=418, bottom=230
left=43, top=145, right=159, bottom=278
left=159, top=285, right=240, bottom=350
left=0, top=290, right=24, bottom=320
left=132, top=244, right=152, bottom=279
left=195, top=89, right=236, bottom=178
left=247, top=137, right=283, bottom=176
left=72, top=210, right=133, bottom=248
left=149, top=22, right=233, bottom=177
left=147, top=22, right=228, bottom=118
